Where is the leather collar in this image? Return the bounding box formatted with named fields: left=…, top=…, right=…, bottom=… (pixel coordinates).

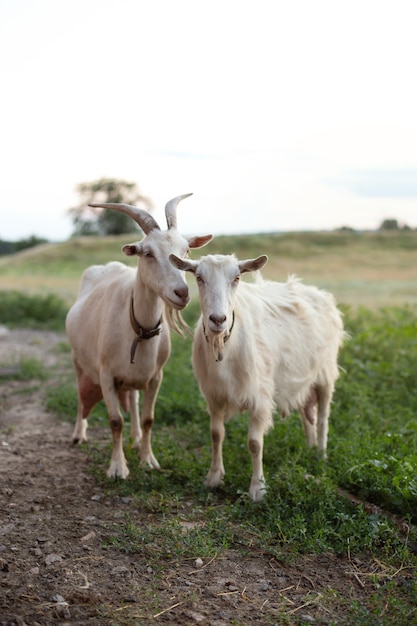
left=129, top=293, right=162, bottom=364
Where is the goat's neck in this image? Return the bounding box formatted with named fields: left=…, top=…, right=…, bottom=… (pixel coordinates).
left=132, top=280, right=163, bottom=329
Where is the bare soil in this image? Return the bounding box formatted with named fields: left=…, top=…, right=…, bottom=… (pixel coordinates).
left=0, top=329, right=412, bottom=625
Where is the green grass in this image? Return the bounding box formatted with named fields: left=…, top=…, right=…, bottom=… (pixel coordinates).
left=0, top=357, right=48, bottom=382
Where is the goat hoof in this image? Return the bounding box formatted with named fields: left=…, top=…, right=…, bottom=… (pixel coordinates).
left=140, top=457, right=161, bottom=471
left=72, top=436, right=87, bottom=445
left=107, top=465, right=129, bottom=480
left=249, top=482, right=267, bottom=502
left=204, top=471, right=224, bottom=488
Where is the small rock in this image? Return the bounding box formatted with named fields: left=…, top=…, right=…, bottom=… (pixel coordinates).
left=0, top=325, right=10, bottom=337
left=0, top=523, right=16, bottom=536
left=111, top=565, right=130, bottom=576
left=187, top=610, right=205, bottom=622
left=55, top=601, right=71, bottom=619
left=195, top=557, right=204, bottom=568
left=91, top=494, right=101, bottom=501
left=29, top=566, right=40, bottom=575
left=0, top=558, right=9, bottom=572
left=45, top=554, right=63, bottom=565
left=50, top=594, right=66, bottom=603
left=80, top=531, right=96, bottom=542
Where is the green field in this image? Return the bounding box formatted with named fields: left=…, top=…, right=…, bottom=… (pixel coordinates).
left=1, top=229, right=417, bottom=308
left=1, top=231, right=417, bottom=623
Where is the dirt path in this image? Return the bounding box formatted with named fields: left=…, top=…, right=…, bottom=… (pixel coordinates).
left=0, top=329, right=408, bottom=625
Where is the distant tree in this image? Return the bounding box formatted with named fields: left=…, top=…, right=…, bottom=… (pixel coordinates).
left=68, top=177, right=153, bottom=236
left=14, top=235, right=48, bottom=252
left=0, top=240, right=15, bottom=256
left=379, top=218, right=399, bottom=231
left=337, top=226, right=356, bottom=233
left=0, top=236, right=48, bottom=256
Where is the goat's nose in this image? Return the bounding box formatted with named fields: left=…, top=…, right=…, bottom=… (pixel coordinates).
left=209, top=314, right=227, bottom=326
left=174, top=285, right=189, bottom=301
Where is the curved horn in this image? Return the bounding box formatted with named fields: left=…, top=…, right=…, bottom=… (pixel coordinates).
left=165, top=193, right=193, bottom=230
left=88, top=203, right=160, bottom=235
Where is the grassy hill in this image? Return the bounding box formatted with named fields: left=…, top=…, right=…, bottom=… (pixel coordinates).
left=0, top=230, right=416, bottom=308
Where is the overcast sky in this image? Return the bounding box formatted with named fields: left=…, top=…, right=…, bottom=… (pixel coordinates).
left=1, top=0, right=416, bottom=241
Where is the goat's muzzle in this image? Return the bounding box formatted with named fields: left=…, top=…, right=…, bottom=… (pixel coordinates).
left=208, top=313, right=227, bottom=333
left=202, top=311, right=235, bottom=362
left=168, top=289, right=190, bottom=310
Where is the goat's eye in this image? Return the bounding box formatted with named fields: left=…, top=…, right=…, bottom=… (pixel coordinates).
left=184, top=248, right=190, bottom=258
left=196, top=275, right=205, bottom=285
left=144, top=251, right=154, bottom=259
left=232, top=276, right=240, bottom=286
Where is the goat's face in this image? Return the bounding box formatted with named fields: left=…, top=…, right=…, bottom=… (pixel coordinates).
left=90, top=193, right=212, bottom=311
left=124, top=229, right=213, bottom=310
left=170, top=253, right=268, bottom=334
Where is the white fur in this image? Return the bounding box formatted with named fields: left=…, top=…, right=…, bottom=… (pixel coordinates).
left=170, top=253, right=346, bottom=501
left=66, top=195, right=212, bottom=479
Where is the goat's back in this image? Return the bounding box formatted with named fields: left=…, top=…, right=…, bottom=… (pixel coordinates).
left=76, top=261, right=131, bottom=300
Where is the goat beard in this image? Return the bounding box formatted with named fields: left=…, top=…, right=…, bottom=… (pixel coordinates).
left=164, top=306, right=192, bottom=338
left=209, top=332, right=226, bottom=362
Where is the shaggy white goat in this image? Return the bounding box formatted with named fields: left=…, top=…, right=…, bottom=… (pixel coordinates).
left=170, top=253, right=345, bottom=501
left=66, top=194, right=212, bottom=479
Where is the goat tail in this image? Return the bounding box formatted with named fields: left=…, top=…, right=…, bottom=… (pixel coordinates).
left=164, top=305, right=193, bottom=338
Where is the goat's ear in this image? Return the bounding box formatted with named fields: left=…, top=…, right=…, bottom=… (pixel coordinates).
left=169, top=254, right=197, bottom=273
left=122, top=243, right=141, bottom=257
left=239, top=255, right=268, bottom=274
left=188, top=234, right=213, bottom=249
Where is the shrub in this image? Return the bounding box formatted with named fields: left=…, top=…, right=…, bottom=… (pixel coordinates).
left=0, top=291, right=67, bottom=330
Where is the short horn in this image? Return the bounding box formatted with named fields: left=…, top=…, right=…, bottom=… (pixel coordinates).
left=88, top=203, right=160, bottom=235
left=165, top=193, right=193, bottom=230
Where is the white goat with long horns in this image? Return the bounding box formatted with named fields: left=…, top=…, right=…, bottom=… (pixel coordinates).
left=66, top=194, right=212, bottom=479
left=170, top=252, right=345, bottom=501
